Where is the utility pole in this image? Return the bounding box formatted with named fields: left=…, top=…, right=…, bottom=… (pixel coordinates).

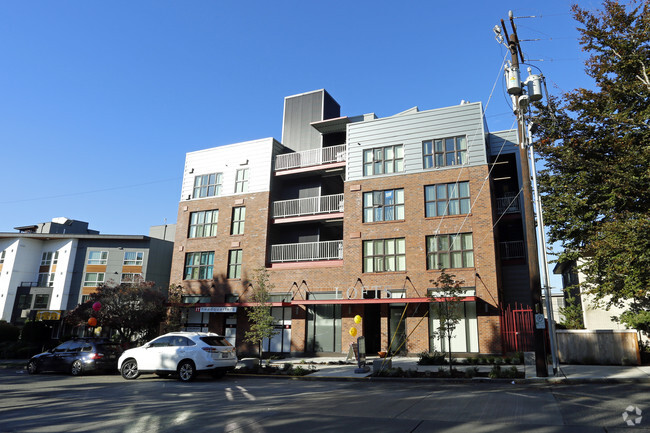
left=498, top=12, right=548, bottom=377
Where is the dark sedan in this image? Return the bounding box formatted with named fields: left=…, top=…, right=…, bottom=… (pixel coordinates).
left=27, top=338, right=123, bottom=376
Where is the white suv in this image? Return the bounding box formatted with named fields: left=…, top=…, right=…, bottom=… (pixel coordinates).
left=118, top=332, right=237, bottom=382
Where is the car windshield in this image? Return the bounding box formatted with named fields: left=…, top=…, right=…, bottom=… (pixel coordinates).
left=200, top=336, right=231, bottom=347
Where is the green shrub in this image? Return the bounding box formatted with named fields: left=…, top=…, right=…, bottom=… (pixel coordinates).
left=20, top=321, right=50, bottom=344
left=417, top=351, right=446, bottom=365
left=464, top=367, right=480, bottom=378
left=0, top=321, right=20, bottom=342
left=488, top=365, right=501, bottom=378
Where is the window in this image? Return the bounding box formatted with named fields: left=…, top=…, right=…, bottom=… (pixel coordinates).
left=363, top=189, right=405, bottom=222
left=17, top=294, right=32, bottom=309
left=423, top=136, right=468, bottom=168
left=87, top=251, right=108, bottom=265
left=0, top=250, right=4, bottom=264
left=363, top=145, right=404, bottom=176
left=231, top=207, right=246, bottom=235
left=363, top=238, right=406, bottom=273
left=193, top=173, right=222, bottom=198
left=123, top=251, right=144, bottom=266
left=83, top=272, right=105, bottom=287
left=121, top=273, right=142, bottom=284
left=37, top=273, right=55, bottom=287
left=184, top=251, right=214, bottom=280
left=189, top=210, right=219, bottom=238
left=235, top=168, right=249, bottom=193
left=33, top=294, right=49, bottom=309
left=426, top=233, right=474, bottom=269
left=424, top=181, right=471, bottom=217
left=227, top=250, right=243, bottom=279
left=81, top=295, right=91, bottom=304
left=41, top=251, right=59, bottom=266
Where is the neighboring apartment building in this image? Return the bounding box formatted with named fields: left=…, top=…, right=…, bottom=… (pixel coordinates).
left=0, top=218, right=175, bottom=328
left=170, top=89, right=533, bottom=356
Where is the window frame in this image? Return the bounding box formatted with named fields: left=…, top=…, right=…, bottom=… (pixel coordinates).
left=426, top=233, right=475, bottom=270
left=363, top=188, right=405, bottom=223
left=234, top=168, right=249, bottom=193
left=362, top=238, right=406, bottom=273
left=121, top=273, right=143, bottom=284
left=188, top=209, right=219, bottom=238
left=33, top=294, right=50, bottom=309
left=37, top=272, right=55, bottom=287
left=0, top=250, right=5, bottom=264
left=231, top=206, right=246, bottom=235
left=123, top=251, right=144, bottom=266
left=363, top=145, right=404, bottom=176
left=423, top=136, right=468, bottom=168
left=424, top=181, right=471, bottom=218
left=192, top=172, right=223, bottom=198
left=184, top=251, right=215, bottom=280
left=87, top=251, right=108, bottom=265
left=227, top=249, right=243, bottom=279
left=83, top=272, right=106, bottom=287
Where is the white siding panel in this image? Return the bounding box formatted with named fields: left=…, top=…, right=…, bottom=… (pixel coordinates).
left=347, top=103, right=488, bottom=181
left=181, top=138, right=276, bottom=201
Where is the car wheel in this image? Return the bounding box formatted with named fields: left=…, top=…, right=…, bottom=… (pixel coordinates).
left=177, top=360, right=196, bottom=382
left=71, top=360, right=84, bottom=376
left=121, top=359, right=140, bottom=380
left=27, top=361, right=39, bottom=374
left=211, top=370, right=226, bottom=379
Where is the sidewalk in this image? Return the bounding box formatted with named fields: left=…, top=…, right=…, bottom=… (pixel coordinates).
left=261, top=356, right=650, bottom=383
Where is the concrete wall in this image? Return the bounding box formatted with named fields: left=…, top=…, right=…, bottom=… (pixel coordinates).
left=556, top=329, right=640, bottom=365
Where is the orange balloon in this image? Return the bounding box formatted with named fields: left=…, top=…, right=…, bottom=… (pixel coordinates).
left=88, top=317, right=98, bottom=327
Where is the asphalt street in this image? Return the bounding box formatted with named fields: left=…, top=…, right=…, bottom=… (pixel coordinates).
left=1, top=368, right=649, bottom=433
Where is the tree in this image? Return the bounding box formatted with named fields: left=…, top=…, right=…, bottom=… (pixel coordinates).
left=532, top=1, right=650, bottom=335
left=66, top=281, right=167, bottom=344
left=558, top=291, right=586, bottom=330
left=429, top=270, right=464, bottom=373
left=244, top=268, right=279, bottom=363
left=161, top=283, right=184, bottom=334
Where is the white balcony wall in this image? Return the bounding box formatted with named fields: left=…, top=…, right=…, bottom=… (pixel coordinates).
left=275, top=144, right=346, bottom=171
left=271, top=240, right=343, bottom=263
left=273, top=194, right=344, bottom=218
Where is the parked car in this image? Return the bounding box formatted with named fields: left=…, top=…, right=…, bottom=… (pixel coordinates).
left=118, top=332, right=237, bottom=382
left=27, top=338, right=123, bottom=376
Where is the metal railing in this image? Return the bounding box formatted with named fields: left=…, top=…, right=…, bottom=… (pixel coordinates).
left=275, top=144, right=346, bottom=171
left=500, top=240, right=526, bottom=259
left=496, top=193, right=521, bottom=214
left=273, top=193, right=344, bottom=218
left=271, top=240, right=343, bottom=263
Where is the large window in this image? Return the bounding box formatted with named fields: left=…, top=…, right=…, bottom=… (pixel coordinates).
left=426, top=233, right=474, bottom=269
left=234, top=168, right=249, bottom=193
left=0, top=250, right=5, bottom=264
left=37, top=273, right=55, bottom=287
left=425, top=181, right=471, bottom=217
left=363, top=238, right=406, bottom=273
left=189, top=210, right=219, bottom=238
left=17, top=294, right=32, bottom=309
left=123, top=251, right=144, bottom=266
left=423, top=136, right=467, bottom=168
left=40, top=251, right=58, bottom=266
left=231, top=207, right=246, bottom=235
left=87, top=251, right=108, bottom=265
left=33, top=294, right=49, bottom=309
left=193, top=173, right=223, bottom=198
left=184, top=251, right=214, bottom=280
left=83, top=272, right=105, bottom=287
left=227, top=250, right=242, bottom=279
left=363, top=189, right=405, bottom=222
left=363, top=145, right=404, bottom=176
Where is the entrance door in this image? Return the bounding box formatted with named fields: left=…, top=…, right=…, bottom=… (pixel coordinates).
left=224, top=314, right=237, bottom=346
left=389, top=306, right=407, bottom=355
left=363, top=304, right=381, bottom=354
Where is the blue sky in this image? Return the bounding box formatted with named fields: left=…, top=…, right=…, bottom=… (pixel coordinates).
left=0, top=1, right=597, bottom=289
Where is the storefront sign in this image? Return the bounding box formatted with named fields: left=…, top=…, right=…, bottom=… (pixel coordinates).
left=35, top=311, right=61, bottom=321
left=196, top=307, right=238, bottom=313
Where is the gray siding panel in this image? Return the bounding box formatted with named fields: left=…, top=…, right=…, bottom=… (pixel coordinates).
left=489, top=130, right=519, bottom=155
left=282, top=91, right=324, bottom=152
left=347, top=103, right=488, bottom=181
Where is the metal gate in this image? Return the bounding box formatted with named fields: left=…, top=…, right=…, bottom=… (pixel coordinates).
left=500, top=303, right=535, bottom=353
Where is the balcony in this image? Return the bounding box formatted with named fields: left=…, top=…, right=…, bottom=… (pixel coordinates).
left=271, top=240, right=343, bottom=263
left=275, top=144, right=346, bottom=172
left=500, top=240, right=526, bottom=260
left=273, top=193, right=344, bottom=220
left=496, top=193, right=521, bottom=215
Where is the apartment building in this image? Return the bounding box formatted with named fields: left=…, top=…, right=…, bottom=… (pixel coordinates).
left=170, top=89, right=532, bottom=356
left=0, top=218, right=175, bottom=327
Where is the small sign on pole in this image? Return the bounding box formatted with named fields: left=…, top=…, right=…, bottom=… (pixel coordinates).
left=534, top=313, right=546, bottom=329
